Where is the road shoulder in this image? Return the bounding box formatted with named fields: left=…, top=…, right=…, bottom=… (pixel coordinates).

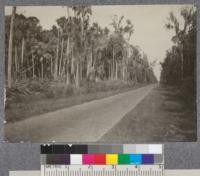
left=100, top=85, right=196, bottom=142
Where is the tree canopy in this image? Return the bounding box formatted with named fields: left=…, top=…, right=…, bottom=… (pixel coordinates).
left=160, top=6, right=196, bottom=100
left=5, top=6, right=157, bottom=89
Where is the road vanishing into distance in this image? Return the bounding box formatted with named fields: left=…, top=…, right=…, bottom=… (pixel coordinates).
left=5, top=84, right=156, bottom=142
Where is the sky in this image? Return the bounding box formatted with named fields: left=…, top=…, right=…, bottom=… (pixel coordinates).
left=5, top=5, right=194, bottom=80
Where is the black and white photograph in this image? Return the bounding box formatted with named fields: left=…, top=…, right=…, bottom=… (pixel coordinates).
left=4, top=5, right=197, bottom=142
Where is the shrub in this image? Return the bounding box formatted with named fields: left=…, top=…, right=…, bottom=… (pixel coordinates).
left=44, top=89, right=55, bottom=99
left=180, top=76, right=196, bottom=104
left=64, top=85, right=75, bottom=96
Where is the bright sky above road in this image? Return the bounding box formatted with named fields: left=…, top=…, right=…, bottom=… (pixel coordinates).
left=5, top=5, right=194, bottom=80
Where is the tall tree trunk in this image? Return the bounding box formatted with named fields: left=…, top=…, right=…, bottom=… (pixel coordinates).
left=14, top=45, right=18, bottom=75
left=59, top=37, right=64, bottom=76
left=32, top=54, right=34, bottom=78
left=41, top=57, right=44, bottom=81
left=7, top=6, right=16, bottom=88
left=76, top=10, right=84, bottom=87
left=66, top=58, right=71, bottom=85
left=115, top=61, right=118, bottom=80
left=66, top=7, right=71, bottom=85
left=75, top=61, right=80, bottom=87
left=14, top=45, right=18, bottom=80
left=126, top=67, right=128, bottom=82
left=180, top=44, right=184, bottom=82
left=110, top=63, right=112, bottom=80
left=71, top=50, right=74, bottom=72
left=62, top=36, right=70, bottom=78
left=109, top=63, right=111, bottom=80
left=65, top=36, right=71, bottom=85
left=50, top=56, right=52, bottom=76
left=122, top=66, right=125, bottom=81
left=134, top=70, right=137, bottom=84
left=54, top=29, right=60, bottom=80
left=112, top=47, right=115, bottom=80
left=38, top=67, right=40, bottom=79
left=122, top=56, right=126, bottom=81
left=80, top=60, right=83, bottom=82
left=87, top=51, right=92, bottom=79
left=21, top=37, right=25, bottom=68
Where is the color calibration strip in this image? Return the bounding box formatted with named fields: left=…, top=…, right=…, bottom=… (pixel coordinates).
left=42, top=153, right=163, bottom=165
left=41, top=144, right=164, bottom=176
left=41, top=144, right=163, bottom=165
left=41, top=144, right=163, bottom=154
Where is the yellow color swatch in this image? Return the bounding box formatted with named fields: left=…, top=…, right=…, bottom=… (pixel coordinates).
left=106, top=154, right=118, bottom=165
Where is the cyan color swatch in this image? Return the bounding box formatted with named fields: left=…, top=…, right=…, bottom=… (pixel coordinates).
left=130, top=154, right=142, bottom=164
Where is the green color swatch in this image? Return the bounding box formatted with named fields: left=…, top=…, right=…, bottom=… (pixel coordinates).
left=118, top=154, right=130, bottom=164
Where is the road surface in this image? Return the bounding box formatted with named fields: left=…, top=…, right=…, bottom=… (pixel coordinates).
left=5, top=84, right=156, bottom=142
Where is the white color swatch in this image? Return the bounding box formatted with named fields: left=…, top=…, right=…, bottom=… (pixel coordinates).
left=70, top=154, right=82, bottom=165
left=148, top=144, right=163, bottom=154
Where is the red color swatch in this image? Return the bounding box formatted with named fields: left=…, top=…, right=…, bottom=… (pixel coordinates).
left=94, top=154, right=106, bottom=165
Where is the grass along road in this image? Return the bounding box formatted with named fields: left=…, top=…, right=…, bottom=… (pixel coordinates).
left=6, top=82, right=150, bottom=122
left=100, top=85, right=196, bottom=142
left=5, top=84, right=156, bottom=142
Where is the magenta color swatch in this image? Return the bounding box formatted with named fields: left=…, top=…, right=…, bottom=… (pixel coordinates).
left=82, top=154, right=94, bottom=164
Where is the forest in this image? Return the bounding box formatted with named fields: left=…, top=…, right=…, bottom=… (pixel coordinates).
left=160, top=6, right=196, bottom=104
left=5, top=6, right=157, bottom=113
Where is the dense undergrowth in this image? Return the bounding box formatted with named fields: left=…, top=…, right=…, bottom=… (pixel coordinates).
left=5, top=79, right=150, bottom=122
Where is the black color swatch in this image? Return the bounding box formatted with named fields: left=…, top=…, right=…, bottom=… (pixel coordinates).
left=41, top=144, right=88, bottom=154
left=46, top=154, right=70, bottom=164
left=41, top=145, right=53, bottom=154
